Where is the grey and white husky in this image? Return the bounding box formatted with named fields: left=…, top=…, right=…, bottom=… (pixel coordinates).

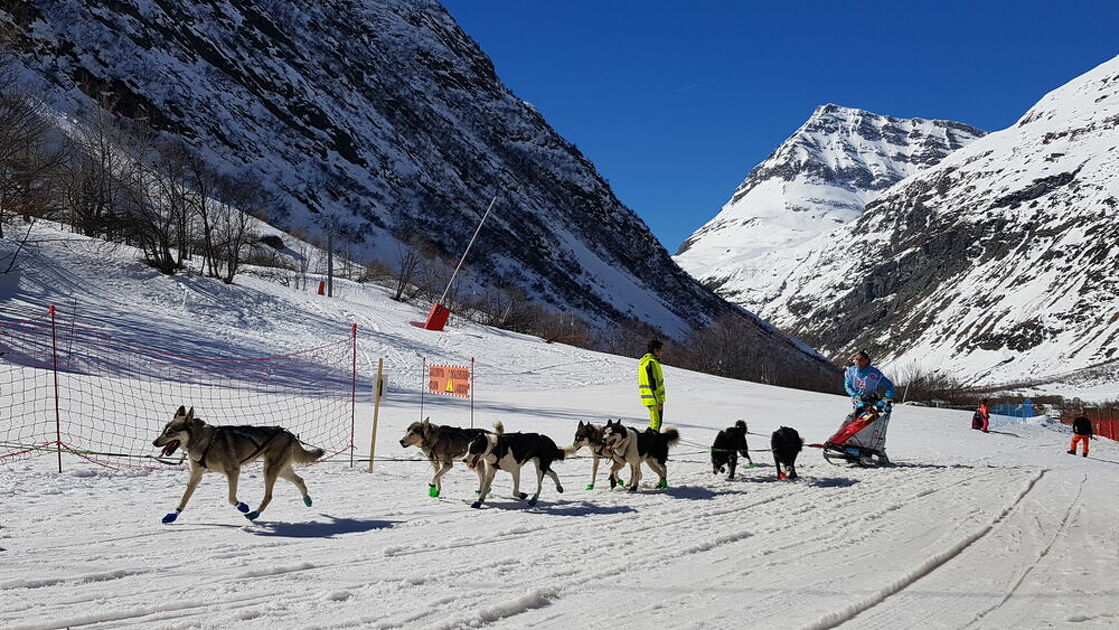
left=399, top=417, right=500, bottom=497
left=152, top=406, right=324, bottom=523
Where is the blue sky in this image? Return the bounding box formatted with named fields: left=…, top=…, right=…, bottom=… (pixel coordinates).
left=440, top=1, right=1118, bottom=252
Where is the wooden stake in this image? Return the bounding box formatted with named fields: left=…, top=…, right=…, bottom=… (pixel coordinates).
left=367, top=358, right=384, bottom=473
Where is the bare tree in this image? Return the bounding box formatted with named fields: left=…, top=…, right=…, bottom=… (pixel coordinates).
left=58, top=94, right=128, bottom=238
left=116, top=120, right=182, bottom=274
left=213, top=176, right=262, bottom=284
left=392, top=243, right=423, bottom=301
left=183, top=151, right=224, bottom=277
left=0, top=78, right=62, bottom=239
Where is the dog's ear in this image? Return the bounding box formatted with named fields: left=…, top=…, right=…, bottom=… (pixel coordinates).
left=176, top=405, right=186, bottom=416
left=185, top=407, right=195, bottom=421
left=577, top=420, right=584, bottom=428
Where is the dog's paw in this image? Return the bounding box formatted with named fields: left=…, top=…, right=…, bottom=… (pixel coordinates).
left=303, top=496, right=313, bottom=507
left=527, top=497, right=538, bottom=507
left=585, top=484, right=594, bottom=490
left=470, top=501, right=482, bottom=509
left=747, top=461, right=757, bottom=468
left=235, top=501, right=250, bottom=513
left=161, top=511, right=179, bottom=524
left=556, top=485, right=564, bottom=493
left=428, top=485, right=440, bottom=498
left=517, top=492, right=528, bottom=500
left=656, top=479, right=668, bottom=489
left=245, top=510, right=260, bottom=521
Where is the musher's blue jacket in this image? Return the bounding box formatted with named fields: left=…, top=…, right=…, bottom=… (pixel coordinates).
left=844, top=365, right=895, bottom=402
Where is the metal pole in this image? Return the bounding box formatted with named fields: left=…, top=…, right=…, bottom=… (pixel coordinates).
left=438, top=196, right=496, bottom=305
left=50, top=305, right=62, bottom=473
left=327, top=229, right=334, bottom=298
left=368, top=358, right=384, bottom=473
left=349, top=323, right=357, bottom=467
left=419, top=357, right=426, bottom=421
left=470, top=357, right=475, bottom=429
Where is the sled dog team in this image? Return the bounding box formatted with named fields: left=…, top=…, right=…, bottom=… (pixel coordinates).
left=152, top=405, right=803, bottom=522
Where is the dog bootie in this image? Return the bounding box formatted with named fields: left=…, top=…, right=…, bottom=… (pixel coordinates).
left=517, top=492, right=528, bottom=500
left=748, top=461, right=757, bottom=468
left=428, top=485, right=440, bottom=498
left=585, top=484, right=594, bottom=490
left=235, top=502, right=250, bottom=513
left=556, top=485, right=564, bottom=493
left=470, top=501, right=482, bottom=509
left=303, top=496, right=313, bottom=507
left=161, top=511, right=179, bottom=524
left=656, top=479, right=668, bottom=489
left=527, top=497, right=538, bottom=507
left=245, top=510, right=260, bottom=521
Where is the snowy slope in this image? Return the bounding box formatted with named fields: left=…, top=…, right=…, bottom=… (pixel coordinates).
left=749, top=56, right=1119, bottom=389
left=2, top=222, right=1119, bottom=629
left=0, top=0, right=769, bottom=342
left=675, top=105, right=983, bottom=313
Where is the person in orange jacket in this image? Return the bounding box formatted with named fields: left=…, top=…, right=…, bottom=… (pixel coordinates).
left=978, top=399, right=991, bottom=433
left=1068, top=412, right=1094, bottom=457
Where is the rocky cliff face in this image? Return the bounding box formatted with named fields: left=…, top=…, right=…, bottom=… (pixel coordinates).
left=675, top=105, right=984, bottom=313
left=750, top=57, right=1119, bottom=386
left=0, top=0, right=839, bottom=383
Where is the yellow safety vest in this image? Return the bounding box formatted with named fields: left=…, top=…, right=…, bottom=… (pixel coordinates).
left=638, top=353, right=665, bottom=407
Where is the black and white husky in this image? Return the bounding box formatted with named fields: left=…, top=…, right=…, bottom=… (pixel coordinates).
left=568, top=421, right=624, bottom=490
left=464, top=422, right=566, bottom=508
left=601, top=419, right=680, bottom=491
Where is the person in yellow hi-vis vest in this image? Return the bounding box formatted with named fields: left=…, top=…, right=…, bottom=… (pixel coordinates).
left=638, top=339, right=666, bottom=431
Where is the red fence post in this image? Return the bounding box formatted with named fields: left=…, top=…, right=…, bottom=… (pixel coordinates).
left=49, top=305, right=62, bottom=473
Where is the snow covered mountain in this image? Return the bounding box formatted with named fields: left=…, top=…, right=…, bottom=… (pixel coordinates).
left=753, top=56, right=1119, bottom=387
left=0, top=0, right=833, bottom=382
left=675, top=105, right=984, bottom=313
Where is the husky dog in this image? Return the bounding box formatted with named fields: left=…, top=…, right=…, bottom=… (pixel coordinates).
left=600, top=419, right=680, bottom=491
left=152, top=406, right=324, bottom=523
left=399, top=418, right=501, bottom=497
left=464, top=422, right=565, bottom=508
left=771, top=426, right=804, bottom=480
left=711, top=420, right=753, bottom=479
left=568, top=420, right=624, bottom=490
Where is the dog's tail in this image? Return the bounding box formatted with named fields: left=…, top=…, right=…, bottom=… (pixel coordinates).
left=492, top=420, right=505, bottom=434
left=293, top=442, right=326, bottom=464
left=561, top=444, right=581, bottom=456
left=661, top=427, right=681, bottom=447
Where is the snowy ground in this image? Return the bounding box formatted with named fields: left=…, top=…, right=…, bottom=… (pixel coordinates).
left=2, top=224, right=1118, bottom=629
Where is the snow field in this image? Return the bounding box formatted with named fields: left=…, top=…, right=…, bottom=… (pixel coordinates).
left=1, top=222, right=1118, bottom=628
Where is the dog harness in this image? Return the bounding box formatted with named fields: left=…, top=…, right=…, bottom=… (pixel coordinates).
left=197, top=426, right=285, bottom=469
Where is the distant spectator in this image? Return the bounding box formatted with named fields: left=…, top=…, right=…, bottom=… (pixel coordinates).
left=978, top=399, right=990, bottom=433
left=1068, top=412, right=1094, bottom=457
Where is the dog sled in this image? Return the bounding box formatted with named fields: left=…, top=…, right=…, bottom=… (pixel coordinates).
left=818, top=395, right=892, bottom=467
